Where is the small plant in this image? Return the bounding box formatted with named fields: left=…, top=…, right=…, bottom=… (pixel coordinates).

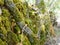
left=0, top=0, right=55, bottom=45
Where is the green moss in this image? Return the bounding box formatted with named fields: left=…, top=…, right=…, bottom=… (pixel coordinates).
left=0, top=0, right=55, bottom=45
left=14, top=25, right=21, bottom=34
left=7, top=31, right=19, bottom=45
left=38, top=0, right=46, bottom=13
left=0, top=39, right=7, bottom=45
left=2, top=8, right=10, bottom=17
left=13, top=0, right=20, bottom=3
left=0, top=0, right=4, bottom=6
left=22, top=35, right=31, bottom=45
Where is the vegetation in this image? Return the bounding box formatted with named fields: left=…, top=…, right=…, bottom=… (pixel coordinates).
left=0, top=0, right=56, bottom=45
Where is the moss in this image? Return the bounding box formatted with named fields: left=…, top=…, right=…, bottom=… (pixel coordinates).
left=14, top=25, right=21, bottom=34
left=13, top=0, right=20, bottom=3
left=7, top=31, right=19, bottom=45
left=2, top=8, right=10, bottom=17
left=0, top=0, right=4, bottom=6
left=22, top=35, right=31, bottom=45
left=0, top=39, right=7, bottom=45
left=0, top=0, right=55, bottom=45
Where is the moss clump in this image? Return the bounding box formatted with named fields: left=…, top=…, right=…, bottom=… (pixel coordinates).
left=0, top=0, right=4, bottom=6
left=0, top=0, right=55, bottom=45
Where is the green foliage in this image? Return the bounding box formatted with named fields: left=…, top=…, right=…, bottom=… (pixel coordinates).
left=7, top=31, right=19, bottom=45
left=0, top=0, right=4, bottom=6
left=21, top=34, right=31, bottom=45
left=0, top=39, right=7, bottom=45
left=0, top=0, right=55, bottom=45
left=37, top=0, right=46, bottom=13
